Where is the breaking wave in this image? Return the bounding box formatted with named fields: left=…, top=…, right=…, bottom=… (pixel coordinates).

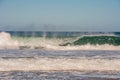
left=0, top=32, right=120, bottom=50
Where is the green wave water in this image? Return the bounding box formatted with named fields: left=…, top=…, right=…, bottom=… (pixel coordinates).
left=61, top=36, right=120, bottom=46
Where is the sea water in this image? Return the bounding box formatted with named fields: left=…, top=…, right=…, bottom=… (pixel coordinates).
left=0, top=50, right=120, bottom=79
left=0, top=31, right=120, bottom=80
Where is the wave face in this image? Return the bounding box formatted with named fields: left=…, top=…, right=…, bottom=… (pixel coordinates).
left=0, top=31, right=120, bottom=50
left=61, top=36, right=120, bottom=46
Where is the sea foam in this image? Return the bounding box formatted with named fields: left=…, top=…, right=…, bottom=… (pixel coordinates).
left=0, top=58, right=120, bottom=71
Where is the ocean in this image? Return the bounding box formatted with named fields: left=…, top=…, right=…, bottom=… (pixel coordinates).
left=0, top=31, right=120, bottom=80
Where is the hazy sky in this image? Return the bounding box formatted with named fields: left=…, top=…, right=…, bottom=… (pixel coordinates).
left=0, top=0, right=120, bottom=31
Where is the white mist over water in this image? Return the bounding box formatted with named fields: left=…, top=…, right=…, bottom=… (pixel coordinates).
left=0, top=32, right=120, bottom=50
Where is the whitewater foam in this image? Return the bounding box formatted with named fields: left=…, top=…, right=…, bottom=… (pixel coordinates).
left=0, top=58, right=120, bottom=71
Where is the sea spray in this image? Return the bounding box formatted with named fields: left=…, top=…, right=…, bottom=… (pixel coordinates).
left=0, top=32, right=20, bottom=49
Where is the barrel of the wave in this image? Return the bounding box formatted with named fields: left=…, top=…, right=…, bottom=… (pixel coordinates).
left=0, top=32, right=20, bottom=49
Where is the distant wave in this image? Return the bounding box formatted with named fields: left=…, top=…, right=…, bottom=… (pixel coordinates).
left=0, top=32, right=120, bottom=50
